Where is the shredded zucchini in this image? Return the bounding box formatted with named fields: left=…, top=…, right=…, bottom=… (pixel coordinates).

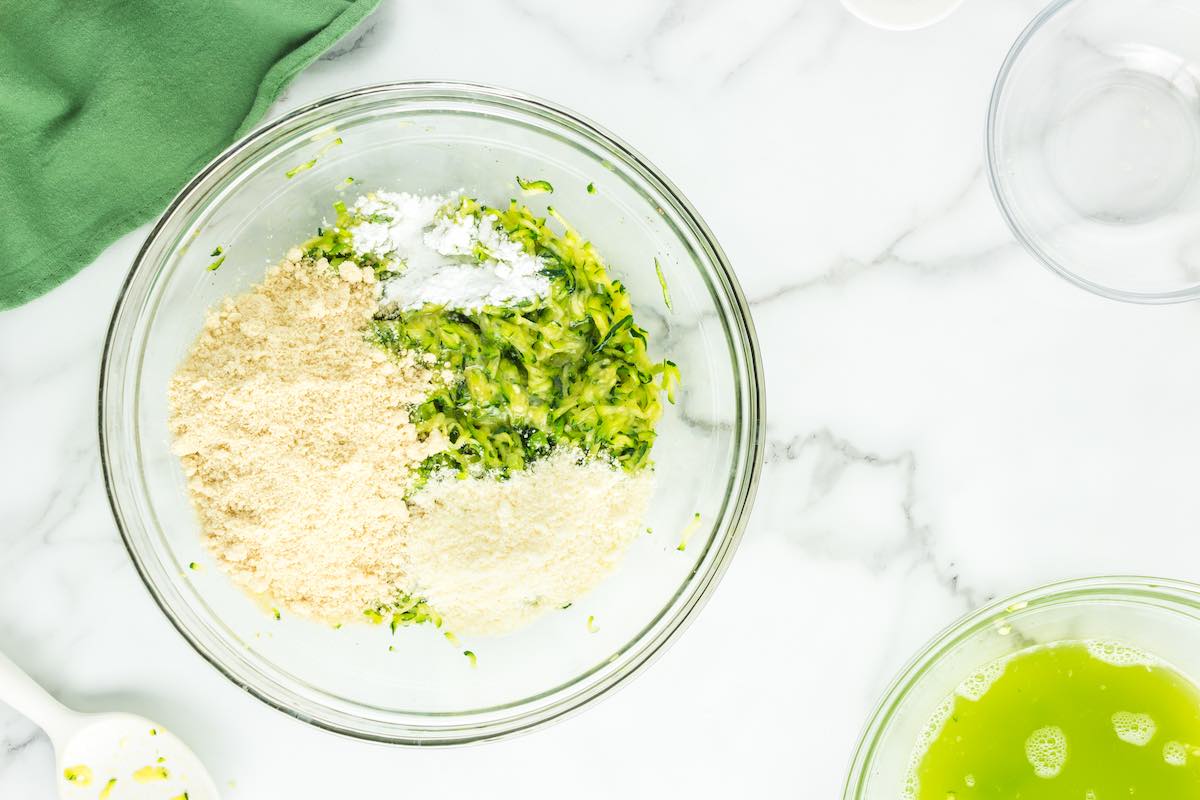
left=586, top=182, right=597, bottom=195
left=132, top=766, right=168, bottom=783
left=464, top=650, right=478, bottom=667
left=285, top=159, right=316, bottom=179
left=676, top=512, right=702, bottom=552
left=516, top=176, right=554, bottom=194
left=63, top=765, right=92, bottom=785
left=206, top=246, right=226, bottom=271
left=285, top=137, right=343, bottom=178
left=586, top=615, right=598, bottom=633
left=302, top=200, right=392, bottom=278
left=388, top=593, right=441, bottom=631
left=369, top=198, right=680, bottom=480
left=654, top=258, right=672, bottom=311
left=99, top=778, right=118, bottom=800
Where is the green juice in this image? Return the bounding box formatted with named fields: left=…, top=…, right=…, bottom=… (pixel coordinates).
left=909, top=641, right=1200, bottom=799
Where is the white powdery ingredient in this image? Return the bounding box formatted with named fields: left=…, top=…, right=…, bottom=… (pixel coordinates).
left=402, top=449, right=655, bottom=635
left=348, top=190, right=549, bottom=311
left=350, top=192, right=448, bottom=260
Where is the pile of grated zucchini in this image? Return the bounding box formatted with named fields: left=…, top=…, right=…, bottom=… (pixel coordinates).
left=364, top=196, right=680, bottom=481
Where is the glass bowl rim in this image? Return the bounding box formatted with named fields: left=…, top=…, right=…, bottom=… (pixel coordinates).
left=985, top=0, right=1200, bottom=305
left=841, top=574, right=1200, bottom=797
left=98, top=80, right=767, bottom=745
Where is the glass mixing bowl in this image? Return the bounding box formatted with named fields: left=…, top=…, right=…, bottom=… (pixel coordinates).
left=988, top=0, right=1200, bottom=302
left=843, top=576, right=1200, bottom=798
left=99, top=82, right=764, bottom=744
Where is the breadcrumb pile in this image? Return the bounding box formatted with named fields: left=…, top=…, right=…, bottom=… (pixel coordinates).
left=169, top=253, right=442, bottom=620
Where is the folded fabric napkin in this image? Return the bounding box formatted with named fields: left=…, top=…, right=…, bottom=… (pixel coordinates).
left=0, top=0, right=381, bottom=310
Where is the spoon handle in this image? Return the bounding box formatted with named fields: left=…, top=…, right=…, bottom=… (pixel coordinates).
left=0, top=648, right=78, bottom=745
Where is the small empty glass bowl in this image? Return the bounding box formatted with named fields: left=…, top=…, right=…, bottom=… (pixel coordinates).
left=988, top=0, right=1200, bottom=302
left=842, top=576, right=1200, bottom=798
left=100, top=82, right=764, bottom=744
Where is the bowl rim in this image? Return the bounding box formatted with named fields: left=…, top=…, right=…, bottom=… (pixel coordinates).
left=840, top=574, right=1200, bottom=797
left=985, top=0, right=1200, bottom=305
left=98, top=80, right=766, bottom=745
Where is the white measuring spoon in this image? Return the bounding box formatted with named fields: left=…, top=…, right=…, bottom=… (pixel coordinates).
left=0, top=649, right=218, bottom=799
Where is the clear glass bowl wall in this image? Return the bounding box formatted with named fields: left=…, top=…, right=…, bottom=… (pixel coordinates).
left=100, top=83, right=764, bottom=744
left=843, top=577, right=1200, bottom=798
left=987, top=0, right=1200, bottom=302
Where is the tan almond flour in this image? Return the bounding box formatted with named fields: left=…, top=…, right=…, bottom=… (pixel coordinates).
left=168, top=255, right=444, bottom=620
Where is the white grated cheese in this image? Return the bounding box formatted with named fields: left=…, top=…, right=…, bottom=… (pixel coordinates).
left=402, top=449, right=655, bottom=635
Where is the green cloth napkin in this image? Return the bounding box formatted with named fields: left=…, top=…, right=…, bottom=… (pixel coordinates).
left=0, top=0, right=382, bottom=310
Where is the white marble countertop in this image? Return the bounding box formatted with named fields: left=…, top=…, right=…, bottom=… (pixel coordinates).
left=5, top=0, right=1200, bottom=797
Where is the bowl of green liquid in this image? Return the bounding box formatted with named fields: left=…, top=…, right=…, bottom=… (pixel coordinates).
left=844, top=577, right=1200, bottom=799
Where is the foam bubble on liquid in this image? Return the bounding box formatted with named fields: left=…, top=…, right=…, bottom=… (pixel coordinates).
left=1085, top=639, right=1158, bottom=668
left=955, top=655, right=1011, bottom=702
left=902, top=696, right=956, bottom=800
left=1025, top=725, right=1068, bottom=779
left=1112, top=711, right=1157, bottom=746
left=1085, top=791, right=1097, bottom=800
left=1163, top=740, right=1188, bottom=766
left=913, top=697, right=956, bottom=758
